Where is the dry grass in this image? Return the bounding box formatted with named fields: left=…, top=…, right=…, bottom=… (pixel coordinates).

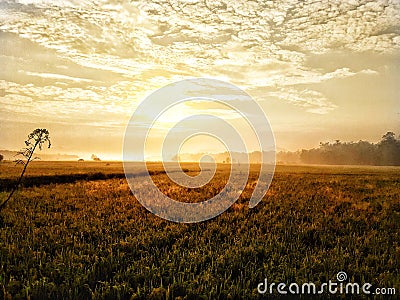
left=0, top=162, right=399, bottom=299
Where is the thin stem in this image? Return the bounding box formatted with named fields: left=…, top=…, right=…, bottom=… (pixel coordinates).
left=0, top=135, right=41, bottom=210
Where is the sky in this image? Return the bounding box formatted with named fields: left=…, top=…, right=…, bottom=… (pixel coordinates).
left=0, top=0, right=399, bottom=160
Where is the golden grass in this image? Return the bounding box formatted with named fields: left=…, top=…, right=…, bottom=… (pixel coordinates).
left=0, top=162, right=399, bottom=299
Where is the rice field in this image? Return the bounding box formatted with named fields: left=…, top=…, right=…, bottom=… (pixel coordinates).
left=0, top=161, right=399, bottom=299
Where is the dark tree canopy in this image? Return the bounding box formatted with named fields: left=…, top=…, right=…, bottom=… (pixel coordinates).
left=300, top=132, right=400, bottom=166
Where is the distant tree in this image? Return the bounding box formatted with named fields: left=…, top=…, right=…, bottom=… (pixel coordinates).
left=277, top=151, right=301, bottom=164
left=0, top=129, right=51, bottom=211
left=377, top=132, right=400, bottom=165
left=300, top=132, right=400, bottom=166
left=382, top=131, right=396, bottom=142
left=0, top=154, right=3, bottom=162
left=91, top=154, right=101, bottom=161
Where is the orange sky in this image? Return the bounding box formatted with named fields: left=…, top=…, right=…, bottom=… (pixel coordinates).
left=0, top=0, right=399, bottom=160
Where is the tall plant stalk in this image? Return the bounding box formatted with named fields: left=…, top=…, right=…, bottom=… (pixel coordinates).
left=0, top=129, right=51, bottom=211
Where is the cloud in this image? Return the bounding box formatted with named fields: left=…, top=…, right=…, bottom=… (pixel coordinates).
left=359, top=69, right=380, bottom=75
left=0, top=79, right=139, bottom=124
left=268, top=88, right=337, bottom=115
left=0, top=0, right=398, bottom=131
left=23, top=71, right=93, bottom=83
left=1, top=0, right=398, bottom=83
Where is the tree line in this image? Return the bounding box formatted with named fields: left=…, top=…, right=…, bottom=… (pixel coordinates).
left=299, top=132, right=400, bottom=166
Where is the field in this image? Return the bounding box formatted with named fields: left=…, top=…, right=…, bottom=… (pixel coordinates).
left=0, top=161, right=399, bottom=299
